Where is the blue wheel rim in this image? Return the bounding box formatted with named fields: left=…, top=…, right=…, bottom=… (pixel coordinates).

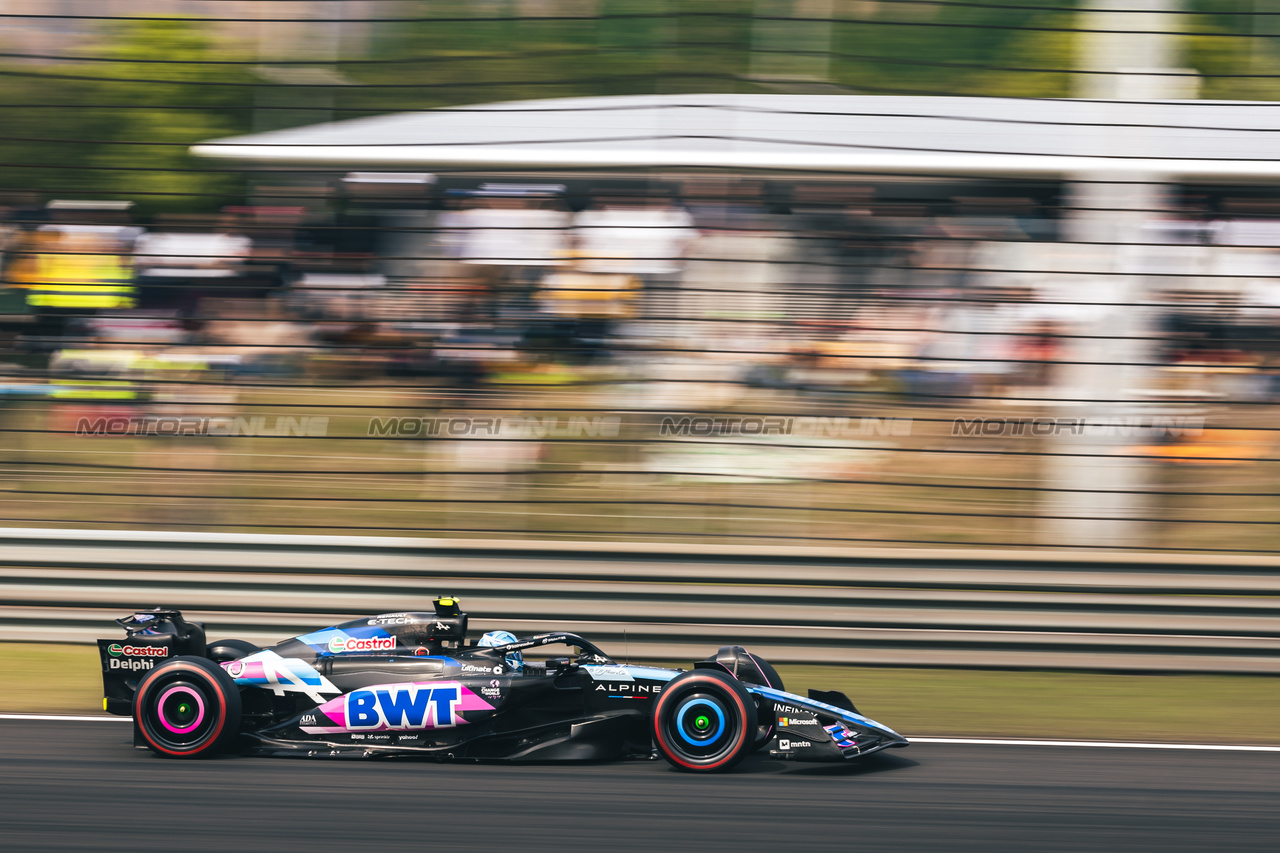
left=661, top=686, right=743, bottom=764
left=675, top=697, right=726, bottom=746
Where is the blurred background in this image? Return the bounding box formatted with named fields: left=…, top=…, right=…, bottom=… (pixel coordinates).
left=7, top=13, right=1280, bottom=848
left=0, top=0, right=1278, bottom=554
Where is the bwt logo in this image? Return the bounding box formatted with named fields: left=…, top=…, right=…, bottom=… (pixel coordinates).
left=368, top=415, right=621, bottom=438
left=659, top=416, right=912, bottom=438
left=951, top=417, right=1204, bottom=438
left=77, top=416, right=329, bottom=437
left=346, top=684, right=462, bottom=730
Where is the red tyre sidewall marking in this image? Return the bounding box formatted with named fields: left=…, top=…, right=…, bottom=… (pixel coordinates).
left=136, top=663, right=228, bottom=757
left=653, top=676, right=749, bottom=771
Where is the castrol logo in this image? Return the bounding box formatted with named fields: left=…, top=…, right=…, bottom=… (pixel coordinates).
left=328, top=635, right=396, bottom=654
left=107, top=643, right=169, bottom=658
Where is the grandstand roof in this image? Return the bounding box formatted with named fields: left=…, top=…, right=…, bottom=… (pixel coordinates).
left=191, top=93, right=1280, bottom=179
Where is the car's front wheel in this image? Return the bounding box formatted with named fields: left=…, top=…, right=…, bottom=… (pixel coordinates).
left=652, top=669, right=757, bottom=772
left=133, top=656, right=241, bottom=758
left=747, top=655, right=785, bottom=751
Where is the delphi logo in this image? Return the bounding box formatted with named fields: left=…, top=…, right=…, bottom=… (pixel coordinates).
left=328, top=635, right=396, bottom=654
left=106, top=643, right=169, bottom=671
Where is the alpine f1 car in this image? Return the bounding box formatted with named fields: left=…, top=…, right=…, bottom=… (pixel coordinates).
left=99, top=597, right=908, bottom=772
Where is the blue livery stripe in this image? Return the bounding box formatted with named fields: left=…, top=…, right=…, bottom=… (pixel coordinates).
left=622, top=666, right=678, bottom=681
left=294, top=628, right=345, bottom=650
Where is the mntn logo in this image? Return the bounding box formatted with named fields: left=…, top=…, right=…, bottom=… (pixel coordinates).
left=346, top=684, right=462, bottom=730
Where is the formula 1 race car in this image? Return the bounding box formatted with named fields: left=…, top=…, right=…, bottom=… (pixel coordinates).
left=99, top=598, right=907, bottom=772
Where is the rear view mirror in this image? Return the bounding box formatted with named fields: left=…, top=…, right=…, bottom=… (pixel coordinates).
left=545, top=657, right=578, bottom=675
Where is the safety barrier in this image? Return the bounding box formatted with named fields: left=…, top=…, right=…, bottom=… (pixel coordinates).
left=1, top=528, right=1278, bottom=673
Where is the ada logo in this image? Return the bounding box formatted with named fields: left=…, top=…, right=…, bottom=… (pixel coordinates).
left=346, top=684, right=462, bottom=730
left=107, top=643, right=169, bottom=658
left=328, top=635, right=396, bottom=654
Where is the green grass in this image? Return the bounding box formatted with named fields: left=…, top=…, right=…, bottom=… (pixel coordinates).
left=4, top=643, right=1278, bottom=744
left=0, top=644, right=103, bottom=714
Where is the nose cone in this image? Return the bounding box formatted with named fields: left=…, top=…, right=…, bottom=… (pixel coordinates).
left=883, top=729, right=910, bottom=748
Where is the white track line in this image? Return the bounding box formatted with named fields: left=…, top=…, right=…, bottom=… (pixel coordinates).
left=1, top=716, right=1276, bottom=752
left=912, top=737, right=1280, bottom=752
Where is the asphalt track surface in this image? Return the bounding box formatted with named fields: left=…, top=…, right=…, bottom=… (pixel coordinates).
left=3, top=720, right=1279, bottom=852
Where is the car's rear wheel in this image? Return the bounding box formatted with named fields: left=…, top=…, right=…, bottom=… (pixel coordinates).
left=205, top=639, right=260, bottom=663
left=652, top=669, right=756, bottom=772
left=134, top=656, right=241, bottom=758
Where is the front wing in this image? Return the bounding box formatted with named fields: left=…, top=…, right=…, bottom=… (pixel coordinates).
left=746, top=685, right=909, bottom=762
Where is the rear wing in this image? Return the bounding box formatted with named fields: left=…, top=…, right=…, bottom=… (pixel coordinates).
left=98, top=609, right=207, bottom=715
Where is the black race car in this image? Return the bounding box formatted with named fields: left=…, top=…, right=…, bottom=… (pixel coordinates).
left=99, top=597, right=907, bottom=772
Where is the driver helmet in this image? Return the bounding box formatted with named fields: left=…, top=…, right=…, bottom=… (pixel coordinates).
left=478, top=630, right=523, bottom=672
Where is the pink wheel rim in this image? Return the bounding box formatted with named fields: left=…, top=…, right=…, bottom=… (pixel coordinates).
left=157, top=685, right=206, bottom=734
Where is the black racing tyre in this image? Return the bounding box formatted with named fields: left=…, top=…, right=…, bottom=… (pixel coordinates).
left=749, top=656, right=785, bottom=752
left=205, top=639, right=260, bottom=663
left=754, top=656, right=784, bottom=692
left=652, top=669, right=757, bottom=772
left=133, top=656, right=242, bottom=758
